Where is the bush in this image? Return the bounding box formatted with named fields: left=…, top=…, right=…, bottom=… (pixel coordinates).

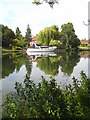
left=2, top=71, right=90, bottom=119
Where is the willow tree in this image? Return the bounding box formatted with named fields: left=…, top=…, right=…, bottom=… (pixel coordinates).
left=36, top=25, right=59, bottom=46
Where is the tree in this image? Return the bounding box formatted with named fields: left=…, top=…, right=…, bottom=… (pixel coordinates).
left=15, top=27, right=21, bottom=37
left=25, top=25, right=32, bottom=45
left=60, top=22, right=80, bottom=51
left=1, top=24, right=15, bottom=48
left=36, top=25, right=59, bottom=46
left=13, top=34, right=26, bottom=49
left=17, top=34, right=26, bottom=48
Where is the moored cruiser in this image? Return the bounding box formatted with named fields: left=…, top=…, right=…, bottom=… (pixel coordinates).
left=26, top=44, right=57, bottom=55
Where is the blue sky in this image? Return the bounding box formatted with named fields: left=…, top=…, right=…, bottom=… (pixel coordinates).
left=0, top=0, right=89, bottom=39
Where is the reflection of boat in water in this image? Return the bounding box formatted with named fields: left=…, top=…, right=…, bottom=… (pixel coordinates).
left=26, top=44, right=57, bottom=55
left=27, top=51, right=57, bottom=57
left=27, top=52, right=57, bottom=63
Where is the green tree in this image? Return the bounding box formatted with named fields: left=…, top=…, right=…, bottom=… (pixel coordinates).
left=60, top=22, right=80, bottom=51
left=15, top=27, right=21, bottom=38
left=36, top=25, right=59, bottom=46
left=25, top=24, right=32, bottom=45
left=17, top=34, right=26, bottom=48
left=12, top=34, right=26, bottom=49
left=1, top=24, right=15, bottom=48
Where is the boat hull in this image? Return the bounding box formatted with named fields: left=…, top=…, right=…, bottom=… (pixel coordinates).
left=26, top=46, right=57, bottom=55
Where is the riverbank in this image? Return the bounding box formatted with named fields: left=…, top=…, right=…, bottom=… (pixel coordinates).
left=79, top=46, right=90, bottom=51
left=2, top=47, right=90, bottom=55
left=2, top=47, right=26, bottom=54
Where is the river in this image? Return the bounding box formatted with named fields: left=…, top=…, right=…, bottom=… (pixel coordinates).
left=1, top=51, right=89, bottom=97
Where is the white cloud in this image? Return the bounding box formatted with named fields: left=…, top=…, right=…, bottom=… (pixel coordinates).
left=0, top=0, right=89, bottom=39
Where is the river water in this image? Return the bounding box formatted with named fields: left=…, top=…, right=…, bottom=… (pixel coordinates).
left=1, top=51, right=90, bottom=97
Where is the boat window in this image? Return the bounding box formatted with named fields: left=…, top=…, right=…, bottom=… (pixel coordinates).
left=41, top=46, right=49, bottom=48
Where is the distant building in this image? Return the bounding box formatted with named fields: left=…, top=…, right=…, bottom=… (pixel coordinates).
left=80, top=40, right=90, bottom=46
left=30, top=37, right=37, bottom=46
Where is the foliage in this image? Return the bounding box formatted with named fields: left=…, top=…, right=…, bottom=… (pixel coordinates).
left=49, top=39, right=59, bottom=46
left=79, top=44, right=87, bottom=47
left=36, top=23, right=80, bottom=50
left=16, top=34, right=26, bottom=48
left=32, top=0, right=59, bottom=8
left=60, top=22, right=80, bottom=51
left=1, top=24, right=15, bottom=48
left=15, top=27, right=21, bottom=37
left=13, top=34, right=26, bottom=49
left=14, top=27, right=26, bottom=48
left=2, top=71, right=90, bottom=119
left=36, top=25, right=59, bottom=46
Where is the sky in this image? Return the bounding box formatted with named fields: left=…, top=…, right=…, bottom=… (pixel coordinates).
left=0, top=0, right=89, bottom=39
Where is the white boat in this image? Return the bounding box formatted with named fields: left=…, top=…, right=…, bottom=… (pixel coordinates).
left=26, top=44, right=57, bottom=55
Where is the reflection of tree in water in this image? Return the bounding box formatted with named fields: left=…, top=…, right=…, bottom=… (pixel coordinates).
left=79, top=51, right=90, bottom=58
left=14, top=54, right=26, bottom=72
left=59, top=52, right=80, bottom=75
left=2, top=54, right=15, bottom=78
left=2, top=53, right=26, bottom=78
left=37, top=56, right=59, bottom=76
left=25, top=56, right=32, bottom=77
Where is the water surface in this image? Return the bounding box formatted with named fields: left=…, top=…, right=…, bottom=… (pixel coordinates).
left=1, top=51, right=89, bottom=96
